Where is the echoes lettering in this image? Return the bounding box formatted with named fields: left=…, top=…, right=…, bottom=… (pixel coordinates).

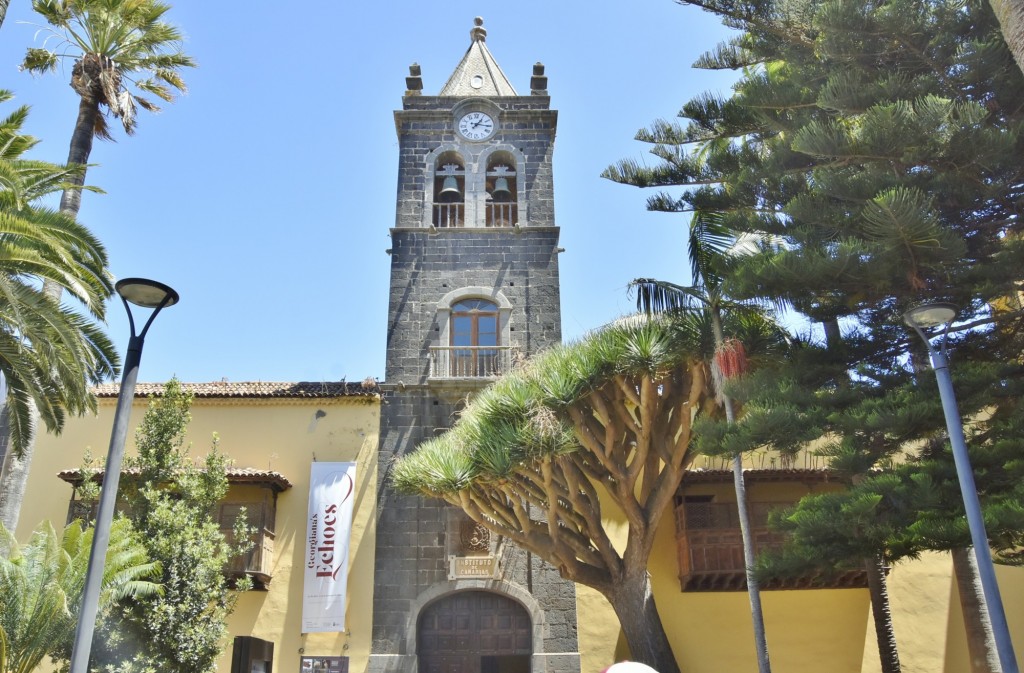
left=316, top=503, right=339, bottom=578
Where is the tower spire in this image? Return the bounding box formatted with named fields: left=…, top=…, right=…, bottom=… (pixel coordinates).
left=470, top=16, right=486, bottom=42
left=438, top=17, right=517, bottom=96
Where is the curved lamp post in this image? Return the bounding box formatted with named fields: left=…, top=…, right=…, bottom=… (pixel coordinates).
left=69, top=278, right=179, bottom=673
left=903, top=302, right=1018, bottom=673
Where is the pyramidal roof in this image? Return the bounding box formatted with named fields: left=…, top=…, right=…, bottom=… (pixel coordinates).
left=439, top=17, right=518, bottom=97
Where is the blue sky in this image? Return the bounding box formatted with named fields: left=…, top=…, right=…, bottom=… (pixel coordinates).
left=0, top=1, right=738, bottom=384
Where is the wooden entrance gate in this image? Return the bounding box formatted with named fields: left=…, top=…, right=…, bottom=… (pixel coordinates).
left=417, top=590, right=532, bottom=673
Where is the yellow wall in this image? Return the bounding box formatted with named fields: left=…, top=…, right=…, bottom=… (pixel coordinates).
left=21, top=394, right=1024, bottom=673
left=857, top=552, right=1024, bottom=673
left=575, top=477, right=870, bottom=673
left=576, top=475, right=1024, bottom=673
left=18, top=390, right=380, bottom=673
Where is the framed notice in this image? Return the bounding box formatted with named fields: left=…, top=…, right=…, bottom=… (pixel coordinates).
left=300, top=656, right=348, bottom=673
left=302, top=462, right=357, bottom=632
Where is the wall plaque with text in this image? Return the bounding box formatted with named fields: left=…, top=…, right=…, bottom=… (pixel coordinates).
left=449, top=555, right=498, bottom=579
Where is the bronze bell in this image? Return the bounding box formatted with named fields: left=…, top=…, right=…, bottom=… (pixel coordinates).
left=491, top=177, right=512, bottom=201
left=439, top=175, right=461, bottom=200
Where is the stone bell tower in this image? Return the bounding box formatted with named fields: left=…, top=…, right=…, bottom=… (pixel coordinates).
left=369, top=17, right=580, bottom=673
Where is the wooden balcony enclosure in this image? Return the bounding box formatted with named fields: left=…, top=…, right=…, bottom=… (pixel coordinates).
left=674, top=498, right=867, bottom=591
left=220, top=498, right=277, bottom=590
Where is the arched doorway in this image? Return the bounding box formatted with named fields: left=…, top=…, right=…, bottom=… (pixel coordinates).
left=418, top=590, right=532, bottom=673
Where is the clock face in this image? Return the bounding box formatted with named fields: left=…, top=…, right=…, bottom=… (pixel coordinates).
left=457, top=112, right=495, bottom=141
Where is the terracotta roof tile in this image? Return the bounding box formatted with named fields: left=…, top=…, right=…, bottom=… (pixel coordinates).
left=93, top=380, right=379, bottom=399
left=681, top=468, right=836, bottom=484
left=59, top=466, right=293, bottom=491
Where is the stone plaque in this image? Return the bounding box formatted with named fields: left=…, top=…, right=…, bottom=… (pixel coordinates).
left=448, top=555, right=498, bottom=579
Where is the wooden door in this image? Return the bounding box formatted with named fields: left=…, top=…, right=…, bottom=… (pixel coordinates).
left=418, top=591, right=531, bottom=673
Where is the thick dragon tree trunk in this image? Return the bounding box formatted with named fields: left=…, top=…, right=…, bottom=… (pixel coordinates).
left=952, top=547, right=1002, bottom=673
left=865, top=555, right=901, bottom=673
left=605, top=566, right=681, bottom=673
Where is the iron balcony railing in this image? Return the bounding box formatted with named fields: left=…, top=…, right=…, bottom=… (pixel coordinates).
left=486, top=202, right=517, bottom=227
left=430, top=346, right=512, bottom=378
left=433, top=203, right=464, bottom=228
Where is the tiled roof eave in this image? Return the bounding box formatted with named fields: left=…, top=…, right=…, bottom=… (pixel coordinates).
left=58, top=467, right=293, bottom=492
left=681, top=468, right=837, bottom=485
left=92, top=381, right=380, bottom=400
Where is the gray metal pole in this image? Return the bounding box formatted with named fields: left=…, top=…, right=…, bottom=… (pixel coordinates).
left=929, top=348, right=1018, bottom=673
left=69, top=283, right=174, bottom=673
left=67, top=333, right=143, bottom=673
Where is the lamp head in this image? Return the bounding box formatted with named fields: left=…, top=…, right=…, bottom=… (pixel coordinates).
left=115, top=278, right=179, bottom=309
left=903, top=302, right=957, bottom=329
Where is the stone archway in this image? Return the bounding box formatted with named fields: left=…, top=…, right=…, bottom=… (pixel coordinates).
left=417, top=590, right=532, bottom=673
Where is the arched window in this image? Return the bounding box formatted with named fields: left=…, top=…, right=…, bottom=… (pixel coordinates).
left=485, top=151, right=517, bottom=227
left=432, top=151, right=465, bottom=227
left=430, top=288, right=513, bottom=380
left=450, top=299, right=499, bottom=377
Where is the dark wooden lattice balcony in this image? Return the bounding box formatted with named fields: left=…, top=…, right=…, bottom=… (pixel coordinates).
left=674, top=498, right=867, bottom=591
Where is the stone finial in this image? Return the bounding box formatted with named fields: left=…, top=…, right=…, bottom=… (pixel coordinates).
left=405, top=62, right=423, bottom=95
left=531, top=62, right=548, bottom=95
left=471, top=16, right=487, bottom=42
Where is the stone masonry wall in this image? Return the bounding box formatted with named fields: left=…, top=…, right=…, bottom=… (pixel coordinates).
left=371, top=227, right=579, bottom=673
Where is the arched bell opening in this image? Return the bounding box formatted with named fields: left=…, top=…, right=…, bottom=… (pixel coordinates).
left=485, top=151, right=517, bottom=228
left=433, top=152, right=465, bottom=227
left=417, top=590, right=532, bottom=673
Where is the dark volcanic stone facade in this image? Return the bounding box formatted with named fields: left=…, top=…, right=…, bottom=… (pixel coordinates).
left=368, top=38, right=580, bottom=673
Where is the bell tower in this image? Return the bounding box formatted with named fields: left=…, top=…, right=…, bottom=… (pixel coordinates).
left=369, top=17, right=580, bottom=673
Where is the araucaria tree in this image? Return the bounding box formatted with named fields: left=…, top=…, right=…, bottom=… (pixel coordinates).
left=22, top=0, right=195, bottom=221
left=84, top=380, right=250, bottom=673
left=394, top=318, right=715, bottom=673
left=604, top=0, right=1024, bottom=671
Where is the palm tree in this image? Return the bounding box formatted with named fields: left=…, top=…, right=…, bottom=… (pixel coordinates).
left=21, top=0, right=195, bottom=221
left=630, top=212, right=778, bottom=673
left=0, top=91, right=118, bottom=532
left=0, top=519, right=159, bottom=673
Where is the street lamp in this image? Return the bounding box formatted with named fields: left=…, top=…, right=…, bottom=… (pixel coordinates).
left=903, top=302, right=1018, bottom=673
left=69, top=278, right=179, bottom=673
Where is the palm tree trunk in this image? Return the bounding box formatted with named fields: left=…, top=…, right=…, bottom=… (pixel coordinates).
left=865, top=555, right=902, bottom=673
left=606, top=568, right=681, bottom=673
left=0, top=450, right=32, bottom=533
left=0, top=402, right=35, bottom=533
left=990, top=0, right=1024, bottom=77
left=713, top=309, right=772, bottom=673
left=0, top=0, right=9, bottom=32
left=59, top=97, right=99, bottom=219
left=952, top=547, right=1003, bottom=673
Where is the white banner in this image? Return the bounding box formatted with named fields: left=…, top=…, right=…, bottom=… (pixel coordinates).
left=302, top=462, right=357, bottom=633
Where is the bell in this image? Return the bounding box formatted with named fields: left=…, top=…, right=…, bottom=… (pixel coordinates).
left=491, top=177, right=512, bottom=201
left=439, top=175, right=461, bottom=200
